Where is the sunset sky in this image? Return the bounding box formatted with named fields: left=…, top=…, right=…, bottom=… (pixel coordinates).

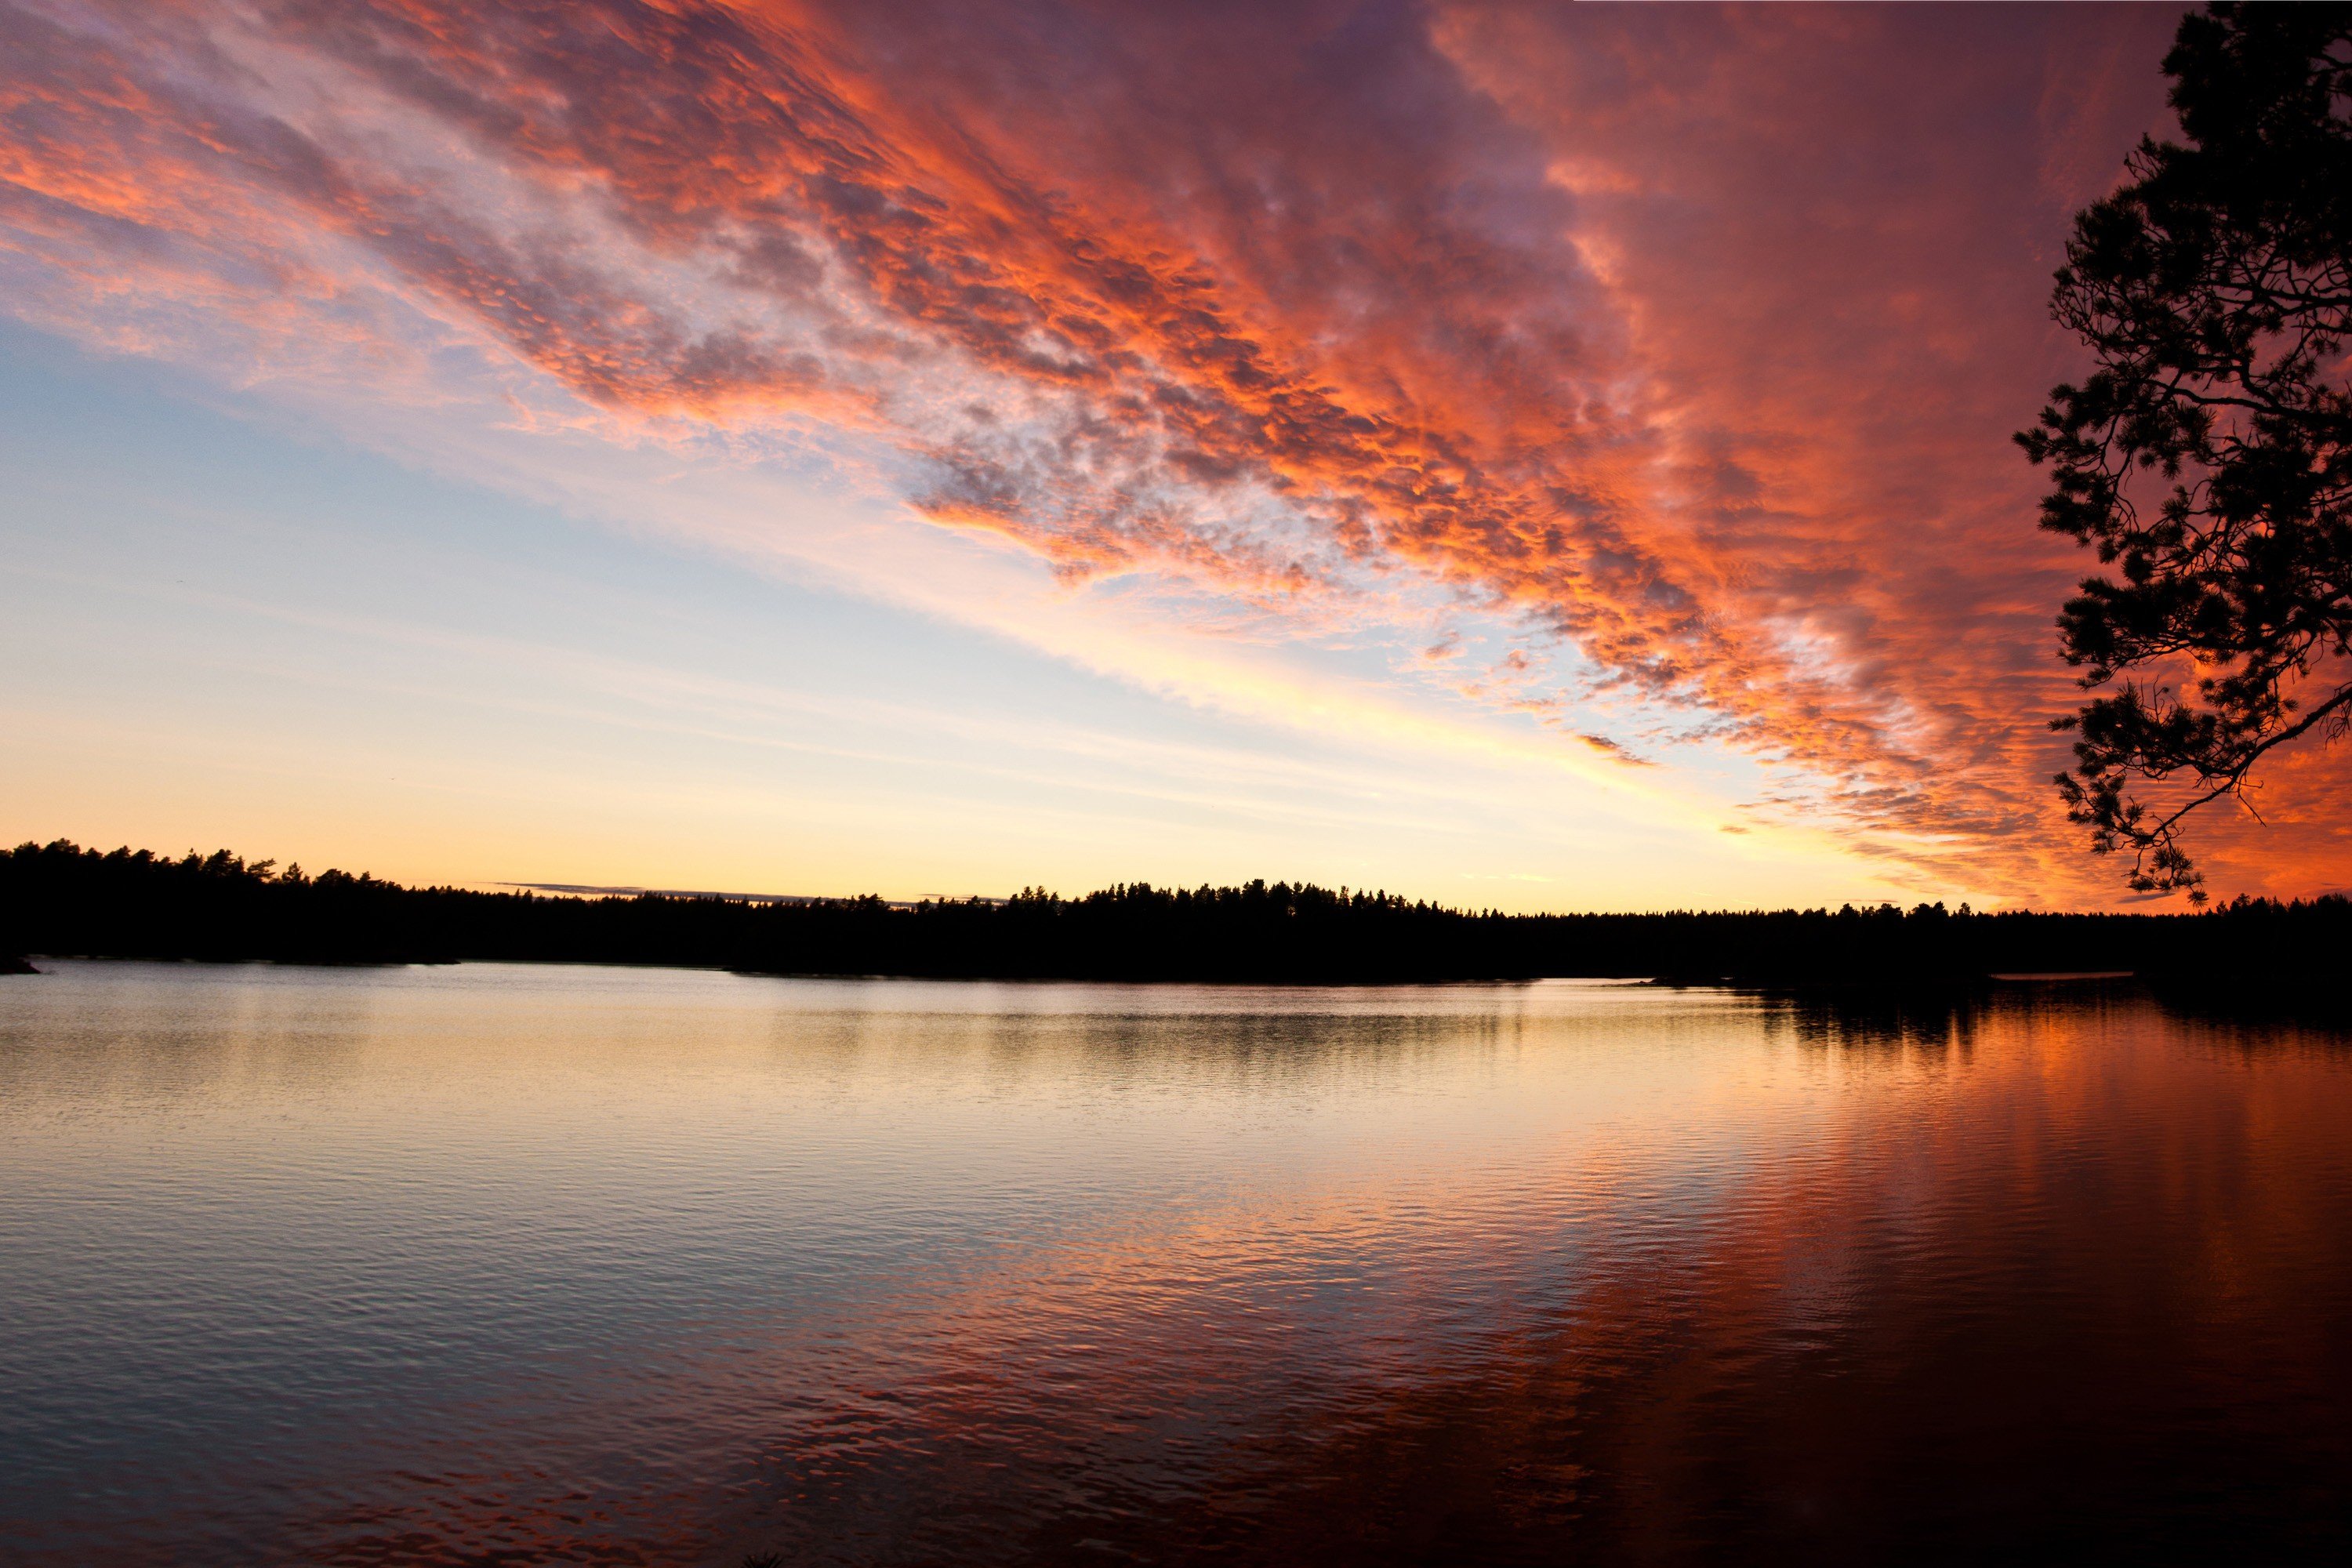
left=5, top=0, right=2344, bottom=909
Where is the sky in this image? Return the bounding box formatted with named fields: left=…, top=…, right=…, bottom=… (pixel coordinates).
left=3, top=0, right=2345, bottom=909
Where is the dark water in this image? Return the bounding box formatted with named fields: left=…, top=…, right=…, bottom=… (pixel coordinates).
left=3, top=962, right=2350, bottom=1564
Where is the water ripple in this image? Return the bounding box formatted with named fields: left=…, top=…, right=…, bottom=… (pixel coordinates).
left=2, top=964, right=2350, bottom=1562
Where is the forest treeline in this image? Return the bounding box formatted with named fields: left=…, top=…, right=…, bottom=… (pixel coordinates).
left=3, top=839, right=2348, bottom=995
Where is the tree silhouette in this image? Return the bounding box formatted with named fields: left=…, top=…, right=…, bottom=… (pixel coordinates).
left=9, top=836, right=2352, bottom=1001
left=2020, top=2, right=2351, bottom=901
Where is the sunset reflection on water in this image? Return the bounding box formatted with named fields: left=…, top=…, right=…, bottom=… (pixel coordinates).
left=3, top=964, right=2350, bottom=1563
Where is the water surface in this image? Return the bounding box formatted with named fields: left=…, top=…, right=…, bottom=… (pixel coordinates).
left=3, top=961, right=2350, bottom=1563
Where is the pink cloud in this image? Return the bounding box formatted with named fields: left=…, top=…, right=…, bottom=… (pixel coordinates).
left=5, top=0, right=2339, bottom=898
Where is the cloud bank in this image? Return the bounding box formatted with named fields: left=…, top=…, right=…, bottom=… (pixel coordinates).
left=10, top=0, right=2339, bottom=899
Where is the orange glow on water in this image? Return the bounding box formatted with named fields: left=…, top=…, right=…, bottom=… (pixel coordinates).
left=7, top=965, right=2352, bottom=1560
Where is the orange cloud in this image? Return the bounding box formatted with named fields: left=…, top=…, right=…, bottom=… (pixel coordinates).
left=6, top=0, right=2340, bottom=899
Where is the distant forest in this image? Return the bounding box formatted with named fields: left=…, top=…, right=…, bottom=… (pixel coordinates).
left=7, top=840, right=2350, bottom=1002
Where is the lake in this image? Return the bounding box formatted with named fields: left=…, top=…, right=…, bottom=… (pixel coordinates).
left=3, top=960, right=2350, bottom=1563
